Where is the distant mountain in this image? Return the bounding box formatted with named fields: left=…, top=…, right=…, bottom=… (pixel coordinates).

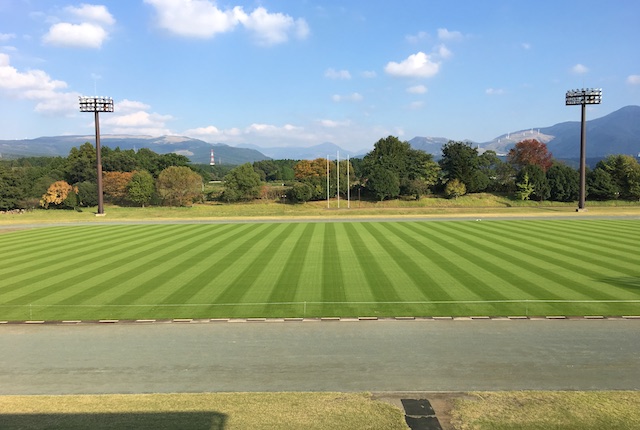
left=0, top=135, right=271, bottom=165
left=236, top=142, right=366, bottom=160
left=480, top=105, right=640, bottom=158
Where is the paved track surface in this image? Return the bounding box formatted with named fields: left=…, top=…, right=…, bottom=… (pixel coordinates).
left=1, top=320, right=639, bottom=395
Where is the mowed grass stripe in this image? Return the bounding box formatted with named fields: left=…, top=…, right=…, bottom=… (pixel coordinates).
left=213, top=223, right=299, bottom=304
left=477, top=221, right=640, bottom=295
left=59, top=224, right=238, bottom=306
left=0, top=225, right=152, bottom=275
left=342, top=223, right=402, bottom=303
left=103, top=224, right=249, bottom=306
left=444, top=221, right=618, bottom=300
left=268, top=223, right=318, bottom=303
left=320, top=223, right=347, bottom=303
left=402, top=223, right=512, bottom=300
left=1, top=225, right=211, bottom=305
left=513, top=220, right=640, bottom=259
left=362, top=222, right=452, bottom=301
left=0, top=225, right=188, bottom=302
left=159, top=224, right=275, bottom=305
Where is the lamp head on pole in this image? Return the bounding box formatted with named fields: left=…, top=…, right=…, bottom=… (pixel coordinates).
left=565, top=88, right=602, bottom=106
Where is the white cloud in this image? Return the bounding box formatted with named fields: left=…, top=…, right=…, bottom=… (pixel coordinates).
left=385, top=51, right=440, bottom=78
left=361, top=70, right=377, bottom=78
left=408, top=101, right=424, bottom=110
left=437, top=28, right=462, bottom=41
left=66, top=4, right=115, bottom=25
left=406, top=84, right=427, bottom=94
left=144, top=0, right=308, bottom=45
left=43, top=22, right=108, bottom=48
left=627, top=75, right=640, bottom=85
left=236, top=7, right=308, bottom=45
left=318, top=119, right=351, bottom=128
left=486, top=88, right=505, bottom=95
left=325, top=68, right=351, bottom=80
left=406, top=31, right=428, bottom=44
left=436, top=44, right=452, bottom=59
left=332, top=92, right=363, bottom=102
left=521, top=42, right=531, bottom=50
left=144, top=0, right=242, bottom=38
left=101, top=100, right=173, bottom=135
left=0, top=53, right=79, bottom=114
left=571, top=63, right=589, bottom=74
left=0, top=33, right=16, bottom=42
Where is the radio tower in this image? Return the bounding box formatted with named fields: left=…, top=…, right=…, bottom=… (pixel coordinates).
left=210, top=149, right=215, bottom=166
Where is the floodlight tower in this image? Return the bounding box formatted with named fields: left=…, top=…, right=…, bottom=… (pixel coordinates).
left=565, top=88, right=602, bottom=211
left=79, top=96, right=114, bottom=215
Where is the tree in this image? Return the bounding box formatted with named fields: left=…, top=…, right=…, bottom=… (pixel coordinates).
left=596, top=155, right=640, bottom=200
left=517, top=165, right=550, bottom=201
left=102, top=171, right=134, bottom=203
left=0, top=165, right=25, bottom=210
left=439, top=141, right=484, bottom=192
left=156, top=166, right=203, bottom=206
left=126, top=170, right=155, bottom=207
left=507, top=139, right=553, bottom=172
left=362, top=136, right=438, bottom=199
left=40, top=181, right=78, bottom=209
left=444, top=178, right=466, bottom=199
left=587, top=168, right=618, bottom=200
left=64, top=143, right=97, bottom=184
left=288, top=182, right=313, bottom=203
left=478, top=150, right=509, bottom=191
left=367, top=166, right=400, bottom=201
left=515, top=173, right=534, bottom=200
left=221, top=163, right=262, bottom=202
left=547, top=163, right=579, bottom=202
left=76, top=181, right=98, bottom=207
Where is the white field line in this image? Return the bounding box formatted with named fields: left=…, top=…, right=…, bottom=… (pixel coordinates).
left=1, top=299, right=640, bottom=308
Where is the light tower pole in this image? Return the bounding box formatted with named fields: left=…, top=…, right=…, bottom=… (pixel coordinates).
left=79, top=96, right=114, bottom=215
left=565, top=88, right=602, bottom=212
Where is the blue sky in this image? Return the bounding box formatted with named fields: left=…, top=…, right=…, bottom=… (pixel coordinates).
left=1, top=0, right=639, bottom=152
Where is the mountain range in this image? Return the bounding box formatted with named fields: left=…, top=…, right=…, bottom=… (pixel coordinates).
left=0, top=105, right=638, bottom=164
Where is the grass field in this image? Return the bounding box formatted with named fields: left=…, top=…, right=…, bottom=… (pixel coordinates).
left=1, top=219, right=640, bottom=320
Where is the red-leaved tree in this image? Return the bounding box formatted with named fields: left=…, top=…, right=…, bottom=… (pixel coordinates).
left=507, top=139, right=553, bottom=172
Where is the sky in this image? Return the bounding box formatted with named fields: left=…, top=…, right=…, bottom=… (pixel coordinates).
left=1, top=0, right=639, bottom=153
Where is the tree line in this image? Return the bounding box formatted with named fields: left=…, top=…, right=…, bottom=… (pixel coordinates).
left=2, top=137, right=639, bottom=211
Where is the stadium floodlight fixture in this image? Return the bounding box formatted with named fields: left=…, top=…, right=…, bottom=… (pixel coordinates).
left=565, top=88, right=602, bottom=212
left=79, top=96, right=114, bottom=215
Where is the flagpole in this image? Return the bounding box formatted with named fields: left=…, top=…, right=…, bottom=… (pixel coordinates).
left=326, top=155, right=330, bottom=209
left=337, top=151, right=340, bottom=209
left=347, top=154, right=350, bottom=209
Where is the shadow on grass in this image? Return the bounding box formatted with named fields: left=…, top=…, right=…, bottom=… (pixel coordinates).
left=599, top=276, right=640, bottom=290
left=0, top=411, right=226, bottom=430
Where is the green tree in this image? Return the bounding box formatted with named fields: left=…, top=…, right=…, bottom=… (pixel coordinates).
left=156, top=166, right=203, bottom=206
left=440, top=141, right=484, bottom=192
left=547, top=163, right=579, bottom=202
left=76, top=181, right=98, bottom=207
left=0, top=165, right=25, bottom=210
left=515, top=173, right=534, bottom=200
left=596, top=155, right=640, bottom=200
left=517, top=165, right=550, bottom=201
left=362, top=136, right=438, bottom=199
left=64, top=143, right=96, bottom=184
left=126, top=170, right=155, bottom=207
left=222, top=163, right=262, bottom=202
left=367, top=166, right=400, bottom=201
left=288, top=182, right=313, bottom=203
left=444, top=178, right=466, bottom=199
left=587, top=168, right=619, bottom=200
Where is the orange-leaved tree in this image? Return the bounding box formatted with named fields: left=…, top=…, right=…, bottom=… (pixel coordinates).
left=40, top=181, right=78, bottom=208
left=103, top=171, right=135, bottom=203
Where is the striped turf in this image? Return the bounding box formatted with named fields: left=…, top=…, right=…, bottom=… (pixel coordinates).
left=0, top=219, right=639, bottom=320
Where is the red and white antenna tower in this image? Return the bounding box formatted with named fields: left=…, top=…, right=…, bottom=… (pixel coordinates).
left=210, top=149, right=215, bottom=166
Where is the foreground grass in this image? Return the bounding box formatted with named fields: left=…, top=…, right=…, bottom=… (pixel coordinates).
left=451, top=391, right=640, bottom=430
left=0, top=392, right=407, bottom=430
left=1, top=219, right=639, bottom=320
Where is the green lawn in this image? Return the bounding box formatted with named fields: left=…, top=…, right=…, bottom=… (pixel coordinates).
left=1, top=219, right=639, bottom=320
